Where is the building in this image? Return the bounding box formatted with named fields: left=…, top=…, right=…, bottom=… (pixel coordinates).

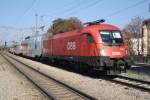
left=130, top=38, right=142, bottom=55
left=142, top=18, right=150, bottom=56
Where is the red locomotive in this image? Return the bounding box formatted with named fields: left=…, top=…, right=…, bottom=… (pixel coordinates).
left=19, top=19, right=132, bottom=75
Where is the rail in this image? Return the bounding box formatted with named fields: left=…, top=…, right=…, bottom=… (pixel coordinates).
left=2, top=53, right=96, bottom=100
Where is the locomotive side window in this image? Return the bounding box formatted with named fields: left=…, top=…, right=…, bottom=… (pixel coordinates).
left=86, top=34, right=94, bottom=43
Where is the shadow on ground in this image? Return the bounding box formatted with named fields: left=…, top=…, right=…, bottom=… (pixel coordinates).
left=130, top=64, right=150, bottom=75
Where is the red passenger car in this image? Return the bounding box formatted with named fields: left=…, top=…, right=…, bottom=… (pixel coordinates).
left=42, top=20, right=132, bottom=74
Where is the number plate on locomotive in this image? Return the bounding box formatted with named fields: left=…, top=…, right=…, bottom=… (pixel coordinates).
left=112, top=52, right=120, bottom=55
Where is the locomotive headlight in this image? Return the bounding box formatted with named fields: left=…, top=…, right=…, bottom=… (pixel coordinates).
left=100, top=48, right=105, bottom=56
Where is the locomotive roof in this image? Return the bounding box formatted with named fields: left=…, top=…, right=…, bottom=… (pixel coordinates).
left=51, top=24, right=121, bottom=39
left=83, top=24, right=120, bottom=31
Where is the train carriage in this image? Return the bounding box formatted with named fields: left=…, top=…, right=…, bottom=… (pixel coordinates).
left=20, top=34, right=44, bottom=58
left=20, top=40, right=28, bottom=56
left=14, top=44, right=21, bottom=55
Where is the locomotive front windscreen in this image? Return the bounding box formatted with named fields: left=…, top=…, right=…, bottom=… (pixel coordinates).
left=100, top=31, right=123, bottom=45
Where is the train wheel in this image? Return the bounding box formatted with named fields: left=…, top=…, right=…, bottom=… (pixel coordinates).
left=73, top=62, right=89, bottom=73
left=117, top=60, right=126, bottom=73
left=126, top=63, right=131, bottom=69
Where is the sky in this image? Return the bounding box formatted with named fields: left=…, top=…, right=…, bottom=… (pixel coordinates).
left=0, top=0, right=149, bottom=45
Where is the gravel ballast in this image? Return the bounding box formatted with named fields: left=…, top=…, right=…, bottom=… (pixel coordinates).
left=125, top=65, right=150, bottom=82
left=0, top=54, right=49, bottom=100
left=9, top=53, right=150, bottom=100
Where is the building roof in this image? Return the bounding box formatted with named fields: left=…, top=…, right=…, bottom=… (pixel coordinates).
left=143, top=18, right=150, bottom=25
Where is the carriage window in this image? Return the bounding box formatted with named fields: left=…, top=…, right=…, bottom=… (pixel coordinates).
left=86, top=34, right=94, bottom=43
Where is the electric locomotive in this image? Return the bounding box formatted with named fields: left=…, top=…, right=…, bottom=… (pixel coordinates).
left=43, top=19, right=132, bottom=75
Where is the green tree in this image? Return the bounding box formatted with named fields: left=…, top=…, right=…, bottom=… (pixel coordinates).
left=47, top=17, right=83, bottom=35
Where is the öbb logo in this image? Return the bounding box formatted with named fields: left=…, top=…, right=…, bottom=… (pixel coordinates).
left=67, top=41, right=76, bottom=50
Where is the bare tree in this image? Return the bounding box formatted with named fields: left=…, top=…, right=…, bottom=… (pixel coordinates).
left=124, top=16, right=143, bottom=37
left=123, top=16, right=144, bottom=55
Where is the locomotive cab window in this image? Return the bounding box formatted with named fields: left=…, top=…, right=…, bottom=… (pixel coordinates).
left=86, top=34, right=94, bottom=43
left=100, top=31, right=123, bottom=45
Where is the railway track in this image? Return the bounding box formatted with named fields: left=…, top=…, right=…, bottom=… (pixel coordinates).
left=2, top=53, right=96, bottom=100
left=111, top=75, right=150, bottom=93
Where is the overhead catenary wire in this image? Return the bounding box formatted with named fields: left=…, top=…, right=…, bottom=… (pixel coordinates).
left=44, top=0, right=103, bottom=18
left=104, top=0, right=148, bottom=18
left=0, top=26, right=34, bottom=31
left=44, top=0, right=104, bottom=27
left=63, top=0, right=104, bottom=16
left=1, top=0, right=147, bottom=35
left=14, top=0, right=37, bottom=25
left=43, top=0, right=84, bottom=16
left=13, top=0, right=84, bottom=33
left=59, top=0, right=99, bottom=16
